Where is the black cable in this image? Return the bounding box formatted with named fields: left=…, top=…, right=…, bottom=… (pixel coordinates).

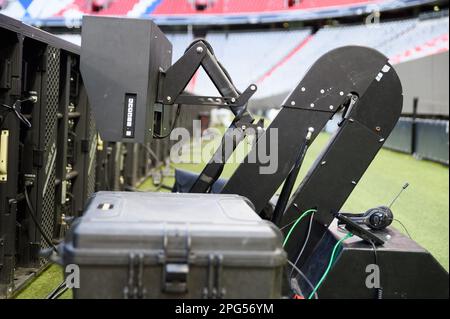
left=1, top=101, right=32, bottom=128
left=51, top=285, right=69, bottom=299
left=24, top=186, right=58, bottom=253
left=287, top=260, right=318, bottom=300
left=290, top=212, right=315, bottom=279
left=46, top=280, right=67, bottom=299
left=393, top=218, right=412, bottom=239
left=369, top=240, right=383, bottom=299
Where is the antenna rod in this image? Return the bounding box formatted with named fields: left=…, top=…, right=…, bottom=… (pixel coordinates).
left=389, top=182, right=409, bottom=208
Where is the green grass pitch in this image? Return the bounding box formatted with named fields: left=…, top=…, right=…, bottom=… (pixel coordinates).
left=15, top=132, right=449, bottom=299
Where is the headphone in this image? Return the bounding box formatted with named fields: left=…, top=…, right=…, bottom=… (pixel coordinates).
left=343, top=206, right=393, bottom=230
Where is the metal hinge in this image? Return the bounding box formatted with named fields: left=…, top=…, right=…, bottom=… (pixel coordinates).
left=32, top=149, right=44, bottom=168
left=160, top=227, right=191, bottom=294
left=80, top=139, right=89, bottom=153
left=0, top=130, right=9, bottom=182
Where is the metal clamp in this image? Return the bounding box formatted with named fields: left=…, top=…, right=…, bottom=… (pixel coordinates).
left=161, top=227, right=192, bottom=294
left=0, top=130, right=8, bottom=182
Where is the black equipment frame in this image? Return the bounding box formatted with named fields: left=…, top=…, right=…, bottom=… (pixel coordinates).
left=157, top=39, right=263, bottom=193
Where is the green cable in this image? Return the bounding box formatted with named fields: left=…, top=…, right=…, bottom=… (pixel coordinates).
left=307, top=232, right=353, bottom=299
left=282, top=208, right=317, bottom=247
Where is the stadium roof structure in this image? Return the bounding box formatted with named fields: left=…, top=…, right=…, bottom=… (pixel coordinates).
left=0, top=0, right=443, bottom=26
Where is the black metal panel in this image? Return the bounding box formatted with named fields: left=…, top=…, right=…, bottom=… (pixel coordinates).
left=414, top=119, right=449, bottom=165
left=0, top=16, right=108, bottom=297
left=0, top=27, right=22, bottom=298
left=80, top=16, right=172, bottom=144
left=282, top=61, right=403, bottom=267
left=17, top=38, right=57, bottom=268
left=222, top=46, right=393, bottom=214
left=38, top=46, right=60, bottom=264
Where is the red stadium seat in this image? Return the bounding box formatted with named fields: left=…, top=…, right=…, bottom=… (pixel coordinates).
left=151, top=0, right=376, bottom=15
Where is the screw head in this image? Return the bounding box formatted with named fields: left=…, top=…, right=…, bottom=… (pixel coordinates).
left=329, top=105, right=334, bottom=110
left=310, top=103, right=315, bottom=108
left=196, top=46, right=204, bottom=53
left=231, top=98, right=236, bottom=103
left=291, top=101, right=296, bottom=106
left=250, top=85, right=256, bottom=91
left=166, top=96, right=172, bottom=102
left=320, top=89, right=325, bottom=94
left=301, top=87, right=306, bottom=92
left=340, top=91, right=344, bottom=96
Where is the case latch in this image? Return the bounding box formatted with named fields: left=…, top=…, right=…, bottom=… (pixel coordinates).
left=161, top=227, right=191, bottom=294
left=123, top=253, right=146, bottom=299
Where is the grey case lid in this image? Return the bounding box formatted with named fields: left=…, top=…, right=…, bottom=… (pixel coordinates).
left=63, top=192, right=286, bottom=267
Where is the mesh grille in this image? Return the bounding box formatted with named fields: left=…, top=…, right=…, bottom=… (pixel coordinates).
left=40, top=46, right=60, bottom=260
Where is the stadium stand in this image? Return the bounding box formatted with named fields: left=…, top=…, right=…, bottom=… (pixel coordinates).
left=1, top=1, right=447, bottom=102
left=0, top=0, right=441, bottom=23
left=186, top=16, right=448, bottom=99
left=151, top=0, right=379, bottom=15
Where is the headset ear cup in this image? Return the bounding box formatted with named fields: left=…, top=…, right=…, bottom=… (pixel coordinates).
left=379, top=206, right=394, bottom=227
left=365, top=206, right=394, bottom=230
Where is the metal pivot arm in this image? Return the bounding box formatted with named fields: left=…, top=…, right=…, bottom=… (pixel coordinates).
left=157, top=40, right=256, bottom=112
left=157, top=39, right=263, bottom=193
left=156, top=40, right=262, bottom=193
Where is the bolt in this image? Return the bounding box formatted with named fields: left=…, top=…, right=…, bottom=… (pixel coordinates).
left=386, top=235, right=392, bottom=240
left=301, top=87, right=306, bottom=92
left=166, top=96, right=171, bottom=102
left=310, top=103, right=315, bottom=108
left=375, top=126, right=381, bottom=132
left=291, top=101, right=296, bottom=106
left=231, top=97, right=236, bottom=103
left=242, top=125, right=246, bottom=131
left=351, top=180, right=357, bottom=185
left=340, top=91, right=344, bottom=96
left=196, top=46, right=204, bottom=54
left=321, top=161, right=326, bottom=165
left=349, top=118, right=354, bottom=123
left=379, top=138, right=385, bottom=142
left=250, top=85, right=256, bottom=91
left=329, top=105, right=334, bottom=110
left=308, top=127, right=315, bottom=133
left=320, top=89, right=325, bottom=94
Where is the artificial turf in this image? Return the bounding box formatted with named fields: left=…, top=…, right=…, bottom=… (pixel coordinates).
left=14, top=132, right=449, bottom=299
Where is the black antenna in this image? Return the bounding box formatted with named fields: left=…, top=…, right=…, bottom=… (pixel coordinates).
left=388, top=182, right=409, bottom=208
